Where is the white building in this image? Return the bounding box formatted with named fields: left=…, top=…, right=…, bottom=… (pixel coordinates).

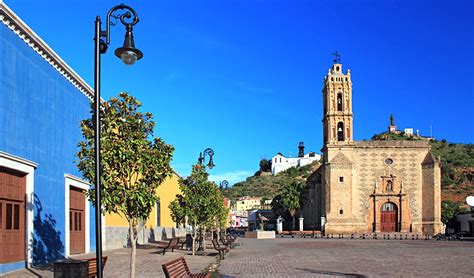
left=404, top=128, right=414, bottom=136
left=271, top=142, right=320, bottom=175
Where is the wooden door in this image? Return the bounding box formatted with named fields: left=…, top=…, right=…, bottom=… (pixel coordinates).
left=0, top=168, right=26, bottom=263
left=69, top=187, right=85, bottom=254
left=380, top=202, right=397, bottom=232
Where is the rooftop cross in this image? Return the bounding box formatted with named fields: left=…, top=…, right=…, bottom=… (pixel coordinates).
left=332, top=51, right=341, bottom=63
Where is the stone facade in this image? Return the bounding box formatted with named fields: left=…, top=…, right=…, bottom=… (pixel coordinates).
left=312, top=63, right=443, bottom=235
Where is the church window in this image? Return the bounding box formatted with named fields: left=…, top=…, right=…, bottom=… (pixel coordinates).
left=337, top=93, right=343, bottom=111
left=386, top=180, right=393, bottom=192
left=345, top=77, right=348, bottom=82
left=339, top=208, right=343, bottom=214
left=337, top=122, right=345, bottom=141
left=279, top=158, right=282, bottom=163
left=331, top=77, right=334, bottom=81
left=339, top=176, right=344, bottom=182
left=382, top=202, right=395, bottom=212
left=385, top=158, right=393, bottom=165
left=336, top=66, right=340, bottom=72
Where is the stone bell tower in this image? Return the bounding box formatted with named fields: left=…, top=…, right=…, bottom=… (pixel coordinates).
left=320, top=55, right=359, bottom=234
left=322, top=62, right=353, bottom=147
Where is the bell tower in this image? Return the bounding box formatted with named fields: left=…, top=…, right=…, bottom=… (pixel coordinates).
left=322, top=58, right=353, bottom=147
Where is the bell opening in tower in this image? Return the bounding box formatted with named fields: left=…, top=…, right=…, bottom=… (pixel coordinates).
left=337, top=93, right=343, bottom=111
left=337, top=122, right=345, bottom=141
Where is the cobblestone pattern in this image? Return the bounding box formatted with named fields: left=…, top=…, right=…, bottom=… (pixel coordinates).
left=218, top=238, right=474, bottom=277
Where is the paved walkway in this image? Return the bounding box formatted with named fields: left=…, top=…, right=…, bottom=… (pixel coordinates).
left=4, top=238, right=474, bottom=277
left=3, top=244, right=219, bottom=278
left=218, top=238, right=474, bottom=277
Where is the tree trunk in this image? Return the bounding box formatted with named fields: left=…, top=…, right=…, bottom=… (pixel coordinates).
left=202, top=227, right=207, bottom=251
left=129, top=221, right=137, bottom=278
left=192, top=221, right=197, bottom=256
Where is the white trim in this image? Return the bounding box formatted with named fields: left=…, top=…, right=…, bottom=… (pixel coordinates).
left=64, top=174, right=90, bottom=256
left=0, top=151, right=38, bottom=168
left=0, top=152, right=36, bottom=267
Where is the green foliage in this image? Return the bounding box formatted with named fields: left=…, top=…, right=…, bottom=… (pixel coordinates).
left=273, top=180, right=304, bottom=230
left=169, top=165, right=227, bottom=255
left=430, top=140, right=474, bottom=197
left=76, top=93, right=174, bottom=278
left=371, top=132, right=416, bottom=141
left=259, top=159, right=272, bottom=172
left=279, top=180, right=304, bottom=217
left=441, top=200, right=462, bottom=224
left=76, top=92, right=174, bottom=223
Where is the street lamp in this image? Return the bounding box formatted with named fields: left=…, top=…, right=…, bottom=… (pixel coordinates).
left=197, top=148, right=215, bottom=169
left=93, top=4, right=143, bottom=277
left=220, top=180, right=229, bottom=190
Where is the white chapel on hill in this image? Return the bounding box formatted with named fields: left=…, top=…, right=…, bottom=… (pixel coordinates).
left=271, top=142, right=321, bottom=175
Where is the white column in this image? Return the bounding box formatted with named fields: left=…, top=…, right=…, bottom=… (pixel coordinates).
left=276, top=217, right=283, bottom=233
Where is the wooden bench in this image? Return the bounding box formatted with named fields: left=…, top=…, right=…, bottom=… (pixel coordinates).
left=157, top=237, right=180, bottom=255
left=219, top=237, right=233, bottom=249
left=84, top=256, right=108, bottom=277
left=162, top=256, right=210, bottom=278
left=178, top=236, right=188, bottom=249
left=225, top=234, right=237, bottom=244
left=211, top=239, right=228, bottom=260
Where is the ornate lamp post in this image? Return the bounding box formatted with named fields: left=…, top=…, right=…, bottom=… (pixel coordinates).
left=219, top=180, right=229, bottom=190
left=93, top=4, right=143, bottom=277
left=197, top=148, right=215, bottom=169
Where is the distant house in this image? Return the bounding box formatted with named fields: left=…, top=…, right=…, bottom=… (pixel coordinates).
left=271, top=142, right=320, bottom=175
left=455, top=209, right=474, bottom=236
left=230, top=211, right=248, bottom=228
left=235, top=196, right=262, bottom=211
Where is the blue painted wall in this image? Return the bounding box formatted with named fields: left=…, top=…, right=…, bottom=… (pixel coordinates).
left=0, top=23, right=96, bottom=270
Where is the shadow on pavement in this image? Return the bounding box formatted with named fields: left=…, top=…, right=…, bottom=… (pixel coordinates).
left=296, top=268, right=367, bottom=277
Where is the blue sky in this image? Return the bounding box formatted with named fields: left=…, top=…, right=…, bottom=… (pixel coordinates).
left=5, top=0, right=473, bottom=185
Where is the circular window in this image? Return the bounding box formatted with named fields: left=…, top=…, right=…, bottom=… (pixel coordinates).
left=385, top=158, right=393, bottom=165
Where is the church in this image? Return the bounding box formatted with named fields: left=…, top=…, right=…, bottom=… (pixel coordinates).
left=307, top=61, right=443, bottom=235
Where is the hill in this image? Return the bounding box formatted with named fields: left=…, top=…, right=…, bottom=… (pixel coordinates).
left=224, top=134, right=473, bottom=206
left=221, top=161, right=320, bottom=204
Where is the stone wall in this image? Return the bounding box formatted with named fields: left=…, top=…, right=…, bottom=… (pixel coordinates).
left=104, top=226, right=187, bottom=251
left=352, top=144, right=428, bottom=227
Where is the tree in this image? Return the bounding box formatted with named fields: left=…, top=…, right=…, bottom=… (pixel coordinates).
left=169, top=165, right=225, bottom=255
left=259, top=159, right=272, bottom=172
left=276, top=180, right=303, bottom=230
left=441, top=200, right=462, bottom=224
left=76, top=93, right=173, bottom=278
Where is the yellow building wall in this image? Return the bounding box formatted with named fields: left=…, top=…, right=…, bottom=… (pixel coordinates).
left=235, top=199, right=261, bottom=211
left=105, top=172, right=181, bottom=228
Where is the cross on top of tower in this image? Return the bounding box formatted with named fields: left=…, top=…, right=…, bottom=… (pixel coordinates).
left=332, top=51, right=341, bottom=64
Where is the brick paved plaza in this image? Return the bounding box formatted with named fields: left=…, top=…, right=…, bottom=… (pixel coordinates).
left=218, top=238, right=474, bottom=277
left=4, top=238, right=474, bottom=277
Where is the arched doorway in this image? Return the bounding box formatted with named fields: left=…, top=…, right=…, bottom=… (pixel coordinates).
left=380, top=202, right=398, bottom=232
